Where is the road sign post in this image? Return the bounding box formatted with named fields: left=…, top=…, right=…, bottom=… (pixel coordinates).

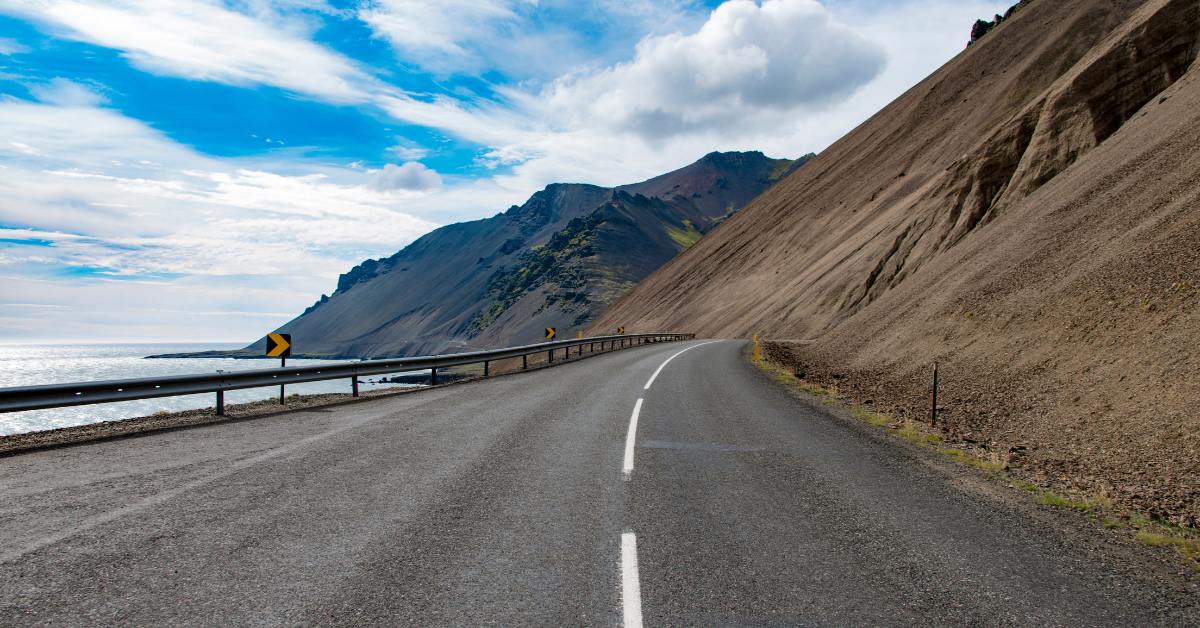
left=930, top=362, right=939, bottom=428
left=266, top=333, right=292, bottom=404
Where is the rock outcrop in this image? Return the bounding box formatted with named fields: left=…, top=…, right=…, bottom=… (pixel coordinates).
left=969, top=0, right=1038, bottom=46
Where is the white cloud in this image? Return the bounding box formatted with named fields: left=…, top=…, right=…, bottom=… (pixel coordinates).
left=359, top=0, right=516, bottom=56
left=0, top=36, right=30, bottom=55
left=9, top=142, right=42, bottom=155
left=371, top=0, right=1009, bottom=195
left=542, top=0, right=886, bottom=142
left=1, top=0, right=376, bottom=103
left=386, top=145, right=429, bottom=160
left=366, top=162, right=443, bottom=192
left=0, top=95, right=440, bottom=285
left=26, top=77, right=109, bottom=107
left=356, top=0, right=715, bottom=79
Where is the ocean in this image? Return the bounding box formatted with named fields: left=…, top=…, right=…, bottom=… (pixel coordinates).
left=0, top=343, right=419, bottom=436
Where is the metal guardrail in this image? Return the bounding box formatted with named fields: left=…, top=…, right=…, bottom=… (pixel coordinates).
left=0, top=333, right=695, bottom=415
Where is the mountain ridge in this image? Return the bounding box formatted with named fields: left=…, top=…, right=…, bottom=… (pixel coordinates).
left=227, top=150, right=807, bottom=358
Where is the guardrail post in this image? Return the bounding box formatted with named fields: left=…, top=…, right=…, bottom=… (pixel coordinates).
left=548, top=348, right=554, bottom=363
left=216, top=390, right=224, bottom=416
left=351, top=376, right=359, bottom=397
left=431, top=368, right=438, bottom=386
left=484, top=360, right=489, bottom=376
left=523, top=354, right=527, bottom=369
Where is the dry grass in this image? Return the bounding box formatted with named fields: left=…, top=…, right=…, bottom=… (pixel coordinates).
left=1034, top=491, right=1091, bottom=511
left=1136, top=531, right=1200, bottom=564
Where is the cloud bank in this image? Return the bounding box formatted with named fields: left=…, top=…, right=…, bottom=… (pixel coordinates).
left=543, top=0, right=888, bottom=142
left=2, top=0, right=376, bottom=103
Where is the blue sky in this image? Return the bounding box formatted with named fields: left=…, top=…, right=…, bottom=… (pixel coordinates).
left=0, top=0, right=1007, bottom=343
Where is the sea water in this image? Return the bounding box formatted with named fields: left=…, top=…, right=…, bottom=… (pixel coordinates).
left=0, top=343, right=420, bottom=436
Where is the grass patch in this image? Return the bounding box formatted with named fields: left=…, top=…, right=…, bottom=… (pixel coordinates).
left=1136, top=531, right=1200, bottom=562
left=892, top=422, right=923, bottom=443
left=798, top=383, right=828, bottom=396
left=1101, top=518, right=1126, bottom=529
left=852, top=408, right=891, bottom=427
left=663, top=220, right=704, bottom=250
left=1034, top=491, right=1091, bottom=511
left=936, top=447, right=1004, bottom=472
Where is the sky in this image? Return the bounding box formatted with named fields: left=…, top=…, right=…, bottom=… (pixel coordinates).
left=0, top=0, right=1008, bottom=344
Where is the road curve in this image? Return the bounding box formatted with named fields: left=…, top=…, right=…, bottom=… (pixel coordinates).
left=0, top=339, right=1195, bottom=626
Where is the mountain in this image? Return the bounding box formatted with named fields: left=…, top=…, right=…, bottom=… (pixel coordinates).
left=591, top=0, right=1200, bottom=522
left=250, top=151, right=805, bottom=358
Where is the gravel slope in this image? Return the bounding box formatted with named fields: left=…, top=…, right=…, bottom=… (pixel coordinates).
left=590, top=0, right=1200, bottom=526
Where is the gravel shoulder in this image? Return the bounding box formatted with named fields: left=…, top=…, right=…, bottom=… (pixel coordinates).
left=755, top=343, right=1200, bottom=595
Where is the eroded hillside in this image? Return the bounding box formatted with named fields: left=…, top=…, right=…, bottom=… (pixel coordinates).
left=591, top=0, right=1200, bottom=523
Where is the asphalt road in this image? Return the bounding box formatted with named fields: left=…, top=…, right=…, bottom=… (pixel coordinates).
left=1, top=339, right=1196, bottom=626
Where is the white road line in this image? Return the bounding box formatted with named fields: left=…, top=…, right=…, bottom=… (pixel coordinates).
left=624, top=340, right=722, bottom=478
left=643, top=340, right=722, bottom=390
left=623, top=398, right=643, bottom=476
left=620, top=344, right=720, bottom=624
left=621, top=532, right=644, bottom=628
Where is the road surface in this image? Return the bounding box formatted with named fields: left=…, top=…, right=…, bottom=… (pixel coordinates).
left=1, top=339, right=1196, bottom=626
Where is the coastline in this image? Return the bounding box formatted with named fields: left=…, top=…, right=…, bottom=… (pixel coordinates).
left=0, top=386, right=424, bottom=457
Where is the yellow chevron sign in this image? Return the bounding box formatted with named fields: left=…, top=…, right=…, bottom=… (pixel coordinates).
left=618, top=327, right=625, bottom=334
left=545, top=327, right=556, bottom=339
left=266, top=333, right=292, bottom=357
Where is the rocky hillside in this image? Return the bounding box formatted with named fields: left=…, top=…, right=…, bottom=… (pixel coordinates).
left=591, top=0, right=1200, bottom=524
left=246, top=151, right=804, bottom=358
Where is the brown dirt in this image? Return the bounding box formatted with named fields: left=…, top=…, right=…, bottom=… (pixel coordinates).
left=590, top=0, right=1200, bottom=525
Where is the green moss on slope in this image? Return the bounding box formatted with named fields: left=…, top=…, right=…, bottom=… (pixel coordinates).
left=466, top=213, right=606, bottom=335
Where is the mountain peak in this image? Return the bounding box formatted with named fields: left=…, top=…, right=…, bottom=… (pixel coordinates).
left=256, top=149, right=808, bottom=357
